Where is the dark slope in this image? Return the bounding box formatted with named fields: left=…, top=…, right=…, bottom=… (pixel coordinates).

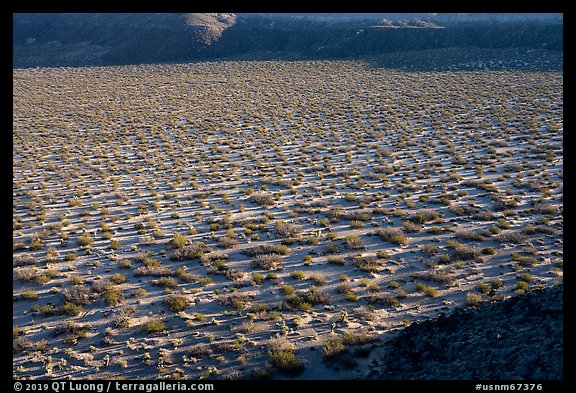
left=367, top=286, right=563, bottom=380
left=13, top=13, right=562, bottom=68
left=13, top=13, right=236, bottom=67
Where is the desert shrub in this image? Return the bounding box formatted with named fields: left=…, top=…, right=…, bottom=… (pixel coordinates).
left=415, top=282, right=440, bottom=297
left=409, top=209, right=442, bottom=224
left=164, top=295, right=190, bottom=312
left=54, top=321, right=90, bottom=338
left=511, top=253, right=538, bottom=266
left=476, top=283, right=491, bottom=294
left=345, top=234, right=365, bottom=250
left=134, top=266, right=173, bottom=277
left=61, top=285, right=92, bottom=306
left=465, top=292, right=483, bottom=307
left=13, top=266, right=33, bottom=282
left=413, top=270, right=456, bottom=286
left=447, top=240, right=480, bottom=261
left=367, top=292, right=400, bottom=307
left=252, top=254, right=283, bottom=270
left=218, top=293, right=255, bottom=310
left=243, top=244, right=290, bottom=257
left=325, top=256, right=346, bottom=268
left=402, top=220, right=420, bottom=233
left=218, top=236, right=239, bottom=249
left=119, top=259, right=132, bottom=269
left=109, top=239, right=120, bottom=250
left=353, top=255, right=383, bottom=273
left=326, top=232, right=338, bottom=241
left=188, top=343, right=213, bottom=359
left=290, top=270, right=306, bottom=280
left=226, top=268, right=247, bottom=282
left=497, top=231, right=528, bottom=244
left=170, top=242, right=209, bottom=261
left=280, top=284, right=295, bottom=295
left=274, top=221, right=301, bottom=238
left=252, top=273, right=264, bottom=285
left=249, top=192, right=275, bottom=207
left=490, top=278, right=503, bottom=289
left=455, top=230, right=485, bottom=242
left=326, top=244, right=341, bottom=254
left=142, top=318, right=166, bottom=334
left=268, top=338, right=304, bottom=376
left=104, top=290, right=125, bottom=306
left=20, top=289, right=39, bottom=300
left=350, top=220, right=364, bottom=229
left=481, top=246, right=496, bottom=255
left=516, top=281, right=529, bottom=291
left=154, top=277, right=178, bottom=289
left=168, top=233, right=188, bottom=250
left=375, top=227, right=408, bottom=246
left=427, top=226, right=444, bottom=235
left=110, top=273, right=128, bottom=285
left=77, top=232, right=94, bottom=247
left=61, top=302, right=84, bottom=316
left=309, top=274, right=327, bottom=286
left=517, top=273, right=533, bottom=282
left=13, top=254, right=37, bottom=267
left=322, top=337, right=346, bottom=359
left=336, top=283, right=358, bottom=301
left=132, top=288, right=148, bottom=298
left=420, top=244, right=439, bottom=255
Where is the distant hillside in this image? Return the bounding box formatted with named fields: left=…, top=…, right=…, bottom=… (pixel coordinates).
left=13, top=13, right=563, bottom=68
left=13, top=13, right=236, bottom=67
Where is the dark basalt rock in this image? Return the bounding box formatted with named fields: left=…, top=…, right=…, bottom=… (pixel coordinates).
left=368, top=285, right=563, bottom=380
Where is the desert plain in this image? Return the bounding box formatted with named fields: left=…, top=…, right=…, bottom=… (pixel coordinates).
left=13, top=59, right=563, bottom=379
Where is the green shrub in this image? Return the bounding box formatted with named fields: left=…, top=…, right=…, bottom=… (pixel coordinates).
left=104, top=290, right=125, bottom=306
left=375, top=227, right=408, bottom=246
left=327, top=255, right=345, bottom=265
left=268, top=349, right=304, bottom=376
left=164, top=296, right=189, bottom=312
left=155, top=277, right=178, bottom=289
left=169, top=233, right=188, bottom=249
left=490, top=278, right=503, bottom=289
left=290, top=270, right=306, bottom=280
left=516, top=281, right=529, bottom=291
left=416, top=282, right=440, bottom=297
left=21, top=290, right=39, bottom=300
left=322, top=337, right=346, bottom=359
left=61, top=301, right=83, bottom=316
left=77, top=232, right=94, bottom=247
left=110, top=273, right=128, bottom=285
left=482, top=246, right=496, bottom=255
left=142, top=318, right=166, bottom=334
left=511, top=253, right=538, bottom=266
left=465, top=292, right=483, bottom=307
left=345, top=235, right=365, bottom=249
